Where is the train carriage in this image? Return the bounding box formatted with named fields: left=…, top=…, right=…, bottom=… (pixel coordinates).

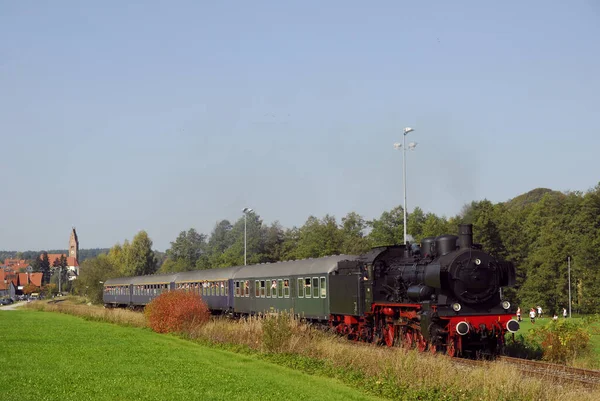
left=174, top=266, right=242, bottom=313
left=130, top=273, right=179, bottom=306
left=103, top=277, right=134, bottom=307
left=231, top=255, right=353, bottom=320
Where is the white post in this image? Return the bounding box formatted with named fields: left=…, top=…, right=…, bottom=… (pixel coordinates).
left=568, top=256, right=572, bottom=318
left=402, top=132, right=407, bottom=244
left=58, top=267, right=62, bottom=294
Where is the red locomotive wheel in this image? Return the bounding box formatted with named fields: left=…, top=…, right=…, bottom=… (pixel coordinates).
left=383, top=324, right=395, bottom=347
left=430, top=344, right=438, bottom=354
left=447, top=338, right=456, bottom=357
left=404, top=332, right=413, bottom=349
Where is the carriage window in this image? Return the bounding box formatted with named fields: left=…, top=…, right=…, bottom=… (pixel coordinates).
left=277, top=279, right=283, bottom=298
left=304, top=278, right=311, bottom=298
left=268, top=280, right=275, bottom=298
left=297, top=278, right=304, bottom=298
left=283, top=279, right=290, bottom=298
left=235, top=281, right=240, bottom=297
left=225, top=282, right=229, bottom=296
left=260, top=280, right=265, bottom=297
left=255, top=280, right=260, bottom=297
left=312, top=278, right=319, bottom=298
left=220, top=282, right=225, bottom=296
left=245, top=281, right=250, bottom=297
left=320, top=277, right=326, bottom=298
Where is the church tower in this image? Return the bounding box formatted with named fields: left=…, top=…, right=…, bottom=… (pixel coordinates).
left=69, top=227, right=79, bottom=262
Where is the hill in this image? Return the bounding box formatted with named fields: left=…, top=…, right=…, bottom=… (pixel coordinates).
left=503, top=188, right=564, bottom=210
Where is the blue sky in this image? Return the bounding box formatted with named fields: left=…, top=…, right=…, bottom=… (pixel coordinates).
left=1, top=1, right=599, bottom=251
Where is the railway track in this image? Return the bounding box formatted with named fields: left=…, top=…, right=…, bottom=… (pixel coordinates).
left=497, top=356, right=600, bottom=388
left=454, top=355, right=600, bottom=388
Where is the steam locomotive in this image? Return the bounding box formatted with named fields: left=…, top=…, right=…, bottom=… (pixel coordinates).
left=104, top=224, right=519, bottom=357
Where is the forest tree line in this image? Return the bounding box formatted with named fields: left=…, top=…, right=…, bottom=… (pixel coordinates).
left=75, top=185, right=600, bottom=314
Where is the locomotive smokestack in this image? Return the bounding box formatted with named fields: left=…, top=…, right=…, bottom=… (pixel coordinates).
left=458, top=224, right=473, bottom=249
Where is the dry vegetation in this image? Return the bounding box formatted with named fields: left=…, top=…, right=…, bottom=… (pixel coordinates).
left=25, top=298, right=600, bottom=401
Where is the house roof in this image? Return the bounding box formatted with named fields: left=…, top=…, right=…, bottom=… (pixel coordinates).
left=29, top=273, right=43, bottom=287
left=16, top=272, right=43, bottom=287
left=18, top=273, right=28, bottom=286
left=47, top=254, right=66, bottom=267
left=4, top=258, right=26, bottom=267
left=11, top=262, right=30, bottom=271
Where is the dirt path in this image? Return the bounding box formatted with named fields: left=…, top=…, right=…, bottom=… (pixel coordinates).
left=0, top=301, right=27, bottom=311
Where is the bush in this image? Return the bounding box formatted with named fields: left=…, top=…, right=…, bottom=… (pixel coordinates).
left=262, top=312, right=293, bottom=353
left=504, top=333, right=544, bottom=359
left=144, top=291, right=210, bottom=334
left=529, top=319, right=591, bottom=364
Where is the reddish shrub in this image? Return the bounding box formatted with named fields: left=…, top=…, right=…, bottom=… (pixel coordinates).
left=144, top=290, right=210, bottom=334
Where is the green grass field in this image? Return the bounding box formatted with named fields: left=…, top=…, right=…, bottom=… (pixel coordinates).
left=0, top=310, right=382, bottom=401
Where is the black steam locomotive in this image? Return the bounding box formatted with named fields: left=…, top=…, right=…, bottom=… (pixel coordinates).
left=104, top=224, right=519, bottom=357
left=332, top=223, right=519, bottom=356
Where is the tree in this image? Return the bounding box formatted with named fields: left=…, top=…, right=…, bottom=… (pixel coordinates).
left=470, top=200, right=506, bottom=259
left=123, top=231, right=158, bottom=277
left=42, top=283, right=58, bottom=297
left=39, top=252, right=51, bottom=284
left=407, top=207, right=426, bottom=243
left=368, top=206, right=404, bottom=246
left=260, top=222, right=286, bottom=262
left=23, top=283, right=38, bottom=295
left=340, top=212, right=370, bottom=255
left=75, top=254, right=120, bottom=304
left=420, top=213, right=450, bottom=239
left=164, top=228, right=207, bottom=271
left=30, top=255, right=42, bottom=272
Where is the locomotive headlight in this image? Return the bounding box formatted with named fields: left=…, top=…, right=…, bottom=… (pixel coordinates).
left=451, top=303, right=462, bottom=312
left=506, top=319, right=520, bottom=333
left=475, top=258, right=481, bottom=265
left=502, top=301, right=511, bottom=310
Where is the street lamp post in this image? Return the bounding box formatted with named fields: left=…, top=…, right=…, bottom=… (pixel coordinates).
left=242, top=207, right=253, bottom=265
left=394, top=127, right=416, bottom=244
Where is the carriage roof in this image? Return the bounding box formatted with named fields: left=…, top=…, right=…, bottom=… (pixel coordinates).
left=232, top=255, right=356, bottom=279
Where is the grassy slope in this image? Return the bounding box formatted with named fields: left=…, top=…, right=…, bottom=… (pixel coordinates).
left=0, top=311, right=381, bottom=401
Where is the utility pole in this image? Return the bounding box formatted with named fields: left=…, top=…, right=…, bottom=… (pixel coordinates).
left=58, top=266, right=62, bottom=294
left=568, top=256, right=572, bottom=318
